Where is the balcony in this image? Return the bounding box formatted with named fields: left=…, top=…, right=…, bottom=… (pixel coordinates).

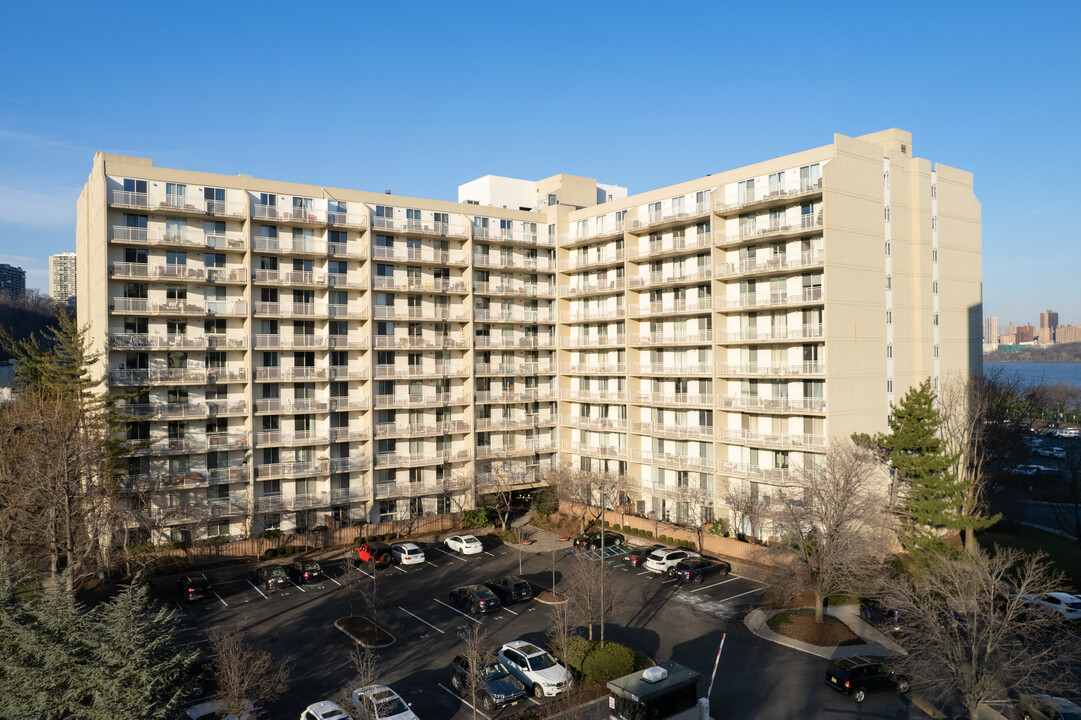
left=375, top=420, right=470, bottom=438
left=558, top=388, right=627, bottom=403
left=328, top=335, right=369, bottom=350
left=629, top=391, right=713, bottom=408
left=253, top=302, right=329, bottom=318
left=560, top=441, right=627, bottom=459
left=371, top=246, right=467, bottom=266
left=717, top=428, right=826, bottom=451
left=328, top=366, right=370, bottom=381
left=475, top=416, right=539, bottom=431
left=206, top=335, right=248, bottom=350
left=255, top=460, right=331, bottom=478
left=157, top=403, right=207, bottom=419
left=475, top=309, right=556, bottom=323
left=559, top=219, right=625, bottom=248
left=109, top=190, right=246, bottom=218
left=471, top=281, right=555, bottom=298
left=712, top=177, right=823, bottom=216
left=561, top=415, right=627, bottom=431
left=474, top=336, right=556, bottom=349
left=376, top=451, right=451, bottom=468
left=372, top=216, right=470, bottom=239
left=207, top=400, right=248, bottom=416
left=714, top=214, right=824, bottom=248
left=717, top=461, right=792, bottom=484
left=327, top=211, right=368, bottom=230
left=376, top=478, right=469, bottom=499
left=110, top=225, right=246, bottom=251
left=627, top=202, right=711, bottom=235
left=372, top=276, right=468, bottom=294
left=206, top=432, right=249, bottom=450
left=375, top=364, right=469, bottom=379
left=374, top=393, right=469, bottom=408
left=253, top=430, right=329, bottom=446
left=715, top=250, right=824, bottom=279
left=560, top=307, right=624, bottom=323
left=716, top=395, right=826, bottom=413
left=630, top=421, right=715, bottom=440
left=558, top=362, right=625, bottom=375
left=714, top=287, right=824, bottom=311
left=559, top=250, right=624, bottom=272
left=560, top=277, right=625, bottom=297
left=374, top=334, right=467, bottom=349
left=714, top=363, right=824, bottom=378
left=715, top=324, right=824, bottom=343
left=330, top=487, right=370, bottom=505
left=627, top=362, right=713, bottom=376
left=630, top=449, right=714, bottom=472
left=628, top=331, right=713, bottom=346
left=471, top=225, right=554, bottom=247
left=254, top=492, right=331, bottom=512
left=629, top=298, right=713, bottom=318
left=251, top=202, right=326, bottom=225
left=110, top=368, right=246, bottom=386
left=474, top=387, right=556, bottom=403
left=560, top=335, right=625, bottom=349
left=328, top=241, right=367, bottom=259
left=627, top=233, right=712, bottom=260
left=253, top=397, right=329, bottom=414
left=475, top=362, right=556, bottom=376
left=472, top=254, right=554, bottom=272
left=251, top=236, right=327, bottom=255
left=329, top=455, right=370, bottom=472
left=627, top=267, right=712, bottom=290
left=327, top=303, right=368, bottom=320
left=109, top=333, right=208, bottom=350
left=253, top=334, right=327, bottom=349
left=476, top=442, right=556, bottom=459
left=328, top=395, right=370, bottom=411
left=373, top=305, right=469, bottom=322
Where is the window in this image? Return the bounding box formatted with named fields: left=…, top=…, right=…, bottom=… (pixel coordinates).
left=123, top=178, right=147, bottom=194
left=204, top=187, right=225, bottom=213
left=165, top=183, right=186, bottom=206
left=329, top=260, right=347, bottom=275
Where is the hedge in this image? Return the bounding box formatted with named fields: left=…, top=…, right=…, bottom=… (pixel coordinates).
left=262, top=545, right=309, bottom=559
left=564, top=637, right=637, bottom=686
left=462, top=509, right=489, bottom=528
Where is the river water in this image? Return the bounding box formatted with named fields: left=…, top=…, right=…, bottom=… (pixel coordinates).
left=984, top=362, right=1081, bottom=389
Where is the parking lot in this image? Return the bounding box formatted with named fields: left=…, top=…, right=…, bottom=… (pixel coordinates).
left=163, top=535, right=931, bottom=719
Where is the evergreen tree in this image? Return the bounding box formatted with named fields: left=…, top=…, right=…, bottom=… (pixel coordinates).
left=877, top=378, right=966, bottom=555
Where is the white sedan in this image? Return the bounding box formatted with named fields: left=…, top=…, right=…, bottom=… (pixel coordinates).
left=182, top=700, right=254, bottom=720
left=445, top=534, right=483, bottom=555
left=299, top=700, right=350, bottom=720
left=352, top=685, right=419, bottom=720
left=1022, top=592, right=1081, bottom=621
left=391, top=542, right=425, bottom=565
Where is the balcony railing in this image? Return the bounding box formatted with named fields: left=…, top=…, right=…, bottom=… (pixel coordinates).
left=374, top=420, right=470, bottom=437
left=714, top=250, right=824, bottom=278
left=559, top=388, right=627, bottom=402
left=716, top=395, right=827, bottom=413
left=473, top=336, right=555, bottom=349
left=715, top=214, right=823, bottom=247
left=559, top=250, right=625, bottom=272
left=255, top=460, right=331, bottom=478
left=371, top=216, right=469, bottom=238
left=561, top=414, right=627, bottom=431
left=627, top=202, right=710, bottom=234
left=374, top=393, right=468, bottom=408
left=714, top=287, right=824, bottom=311
left=560, top=307, right=624, bottom=323
left=471, top=225, right=554, bottom=246
left=629, top=298, right=713, bottom=317
left=109, top=191, right=246, bottom=218
left=627, top=233, right=712, bottom=259
left=559, top=362, right=625, bottom=375
left=251, top=236, right=327, bottom=254
left=713, top=177, right=823, bottom=214
left=560, top=335, right=625, bottom=349
left=716, top=428, right=826, bottom=450
left=559, top=219, right=624, bottom=247
left=560, top=278, right=625, bottom=297
left=630, top=449, right=714, bottom=471
left=627, top=362, right=713, bottom=376
left=560, top=440, right=627, bottom=459
left=472, top=254, right=554, bottom=272
left=472, top=282, right=554, bottom=298
left=628, top=331, right=713, bottom=346
left=630, top=421, right=715, bottom=440
left=627, top=267, right=712, bottom=289
left=714, top=363, right=825, bottom=377
left=715, top=324, right=824, bottom=343
left=629, top=391, right=714, bottom=407
left=475, top=362, right=556, bottom=376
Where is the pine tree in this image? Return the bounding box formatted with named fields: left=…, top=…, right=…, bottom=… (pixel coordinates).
left=877, top=378, right=966, bottom=555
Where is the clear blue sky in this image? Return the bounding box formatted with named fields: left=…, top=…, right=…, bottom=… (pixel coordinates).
left=0, top=1, right=1077, bottom=327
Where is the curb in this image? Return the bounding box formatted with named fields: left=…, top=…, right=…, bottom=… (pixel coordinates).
left=334, top=617, right=396, bottom=649
left=743, top=607, right=905, bottom=660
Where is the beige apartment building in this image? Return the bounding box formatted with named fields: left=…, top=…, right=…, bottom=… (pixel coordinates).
left=76, top=128, right=981, bottom=543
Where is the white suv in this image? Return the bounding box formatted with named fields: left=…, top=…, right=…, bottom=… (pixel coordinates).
left=497, top=640, right=572, bottom=698
left=643, top=548, right=700, bottom=575
left=391, top=542, right=425, bottom=565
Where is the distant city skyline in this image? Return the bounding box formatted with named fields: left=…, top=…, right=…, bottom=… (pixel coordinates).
left=1, top=2, right=1079, bottom=323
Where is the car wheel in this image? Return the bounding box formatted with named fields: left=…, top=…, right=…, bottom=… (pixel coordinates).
left=896, top=680, right=909, bottom=694
left=693, top=575, right=704, bottom=585
left=482, top=695, right=496, bottom=712
left=1023, top=714, right=1032, bottom=720
left=667, top=567, right=677, bottom=577
left=534, top=684, right=545, bottom=699
left=451, top=675, right=462, bottom=692
left=853, top=688, right=866, bottom=703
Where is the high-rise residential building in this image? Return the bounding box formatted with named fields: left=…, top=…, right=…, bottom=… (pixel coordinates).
left=50, top=252, right=77, bottom=306
left=1039, top=310, right=1058, bottom=344
left=0, top=263, right=26, bottom=298
left=984, top=315, right=1000, bottom=347
left=1017, top=324, right=1035, bottom=343
left=76, top=128, right=981, bottom=543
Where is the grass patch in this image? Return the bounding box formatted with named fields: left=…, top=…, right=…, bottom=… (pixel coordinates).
left=978, top=522, right=1081, bottom=590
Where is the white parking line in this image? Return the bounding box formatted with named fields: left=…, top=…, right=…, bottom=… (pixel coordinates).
left=437, top=683, right=491, bottom=720
left=425, top=560, right=439, bottom=567
left=246, top=579, right=268, bottom=600
left=717, top=585, right=770, bottom=603
left=609, top=562, right=625, bottom=568
left=484, top=551, right=495, bottom=556
left=434, top=597, right=481, bottom=623
left=354, top=567, right=373, bottom=578
left=290, top=581, right=307, bottom=593
left=398, top=606, right=445, bottom=634
left=212, top=590, right=229, bottom=607
left=327, top=575, right=342, bottom=587
left=432, top=546, right=468, bottom=562
left=662, top=578, right=679, bottom=585
left=636, top=570, right=652, bottom=576
left=501, top=605, right=519, bottom=616
left=692, top=576, right=740, bottom=593
left=172, top=596, right=185, bottom=612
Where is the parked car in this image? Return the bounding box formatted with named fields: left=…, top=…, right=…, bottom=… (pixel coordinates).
left=445, top=534, right=483, bottom=555
left=176, top=573, right=214, bottom=602
left=1036, top=447, right=1055, bottom=458
left=674, top=557, right=731, bottom=584
left=1016, top=694, right=1081, bottom=720
left=391, top=542, right=425, bottom=565
left=449, top=585, right=501, bottom=614
left=300, top=700, right=351, bottom=720
left=643, top=548, right=700, bottom=575
left=623, top=544, right=665, bottom=568
left=573, top=530, right=625, bottom=550
left=352, top=685, right=419, bottom=720
left=355, top=541, right=393, bottom=569
left=824, top=656, right=909, bottom=703
left=484, top=575, right=533, bottom=603
left=450, top=654, right=527, bottom=711
left=1051, top=447, right=1068, bottom=459
left=859, top=598, right=901, bottom=633
left=180, top=699, right=254, bottom=720
left=253, top=565, right=289, bottom=591
left=288, top=559, right=324, bottom=584
left=1020, top=592, right=1081, bottom=622
left=497, top=640, right=572, bottom=698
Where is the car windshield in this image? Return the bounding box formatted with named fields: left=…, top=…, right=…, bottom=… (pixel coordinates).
left=482, top=662, right=510, bottom=680
left=302, top=562, right=320, bottom=571
left=404, top=548, right=420, bottom=555
left=373, top=695, right=408, bottom=717
left=1058, top=711, right=1081, bottom=720
left=269, top=567, right=287, bottom=577
left=527, top=652, right=558, bottom=671
left=647, top=552, right=665, bottom=561
left=462, top=535, right=479, bottom=544
left=475, top=589, right=496, bottom=600
left=511, top=581, right=528, bottom=591
left=1066, top=601, right=1081, bottom=610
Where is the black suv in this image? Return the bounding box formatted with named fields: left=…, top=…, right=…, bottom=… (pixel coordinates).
left=449, top=655, right=526, bottom=712
left=253, top=565, right=289, bottom=591
left=176, top=573, right=214, bottom=602
left=824, top=656, right=909, bottom=703
left=623, top=544, right=664, bottom=568
left=288, top=559, right=324, bottom=584
left=674, top=557, right=731, bottom=584
left=573, top=531, right=625, bottom=550
left=485, top=576, right=533, bottom=604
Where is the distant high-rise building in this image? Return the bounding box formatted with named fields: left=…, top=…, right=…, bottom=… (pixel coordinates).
left=1040, top=310, right=1059, bottom=329
left=49, top=252, right=77, bottom=306
left=984, top=315, right=1000, bottom=345
left=0, top=263, right=25, bottom=298
left=1017, top=324, right=1035, bottom=343
left=1056, top=325, right=1081, bottom=344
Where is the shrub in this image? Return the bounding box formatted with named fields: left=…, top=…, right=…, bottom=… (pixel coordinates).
left=125, top=540, right=154, bottom=555
left=708, top=519, right=727, bottom=537
left=353, top=536, right=365, bottom=546
left=462, top=509, right=489, bottom=528
left=263, top=548, right=280, bottom=559
left=533, top=487, right=558, bottom=516
left=623, top=524, right=631, bottom=532
left=261, top=529, right=284, bottom=540
left=565, top=638, right=636, bottom=686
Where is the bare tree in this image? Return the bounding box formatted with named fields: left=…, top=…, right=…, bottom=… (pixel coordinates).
left=723, top=480, right=767, bottom=541
left=770, top=440, right=891, bottom=623
left=1046, top=440, right=1081, bottom=547
left=880, top=547, right=1081, bottom=720
left=476, top=453, right=526, bottom=531
left=456, top=617, right=492, bottom=720
left=545, top=589, right=579, bottom=670
left=208, top=627, right=291, bottom=718
left=564, top=554, right=621, bottom=643
left=939, top=371, right=1034, bottom=554
left=670, top=479, right=714, bottom=551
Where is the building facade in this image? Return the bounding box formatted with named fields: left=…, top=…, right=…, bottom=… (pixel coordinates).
left=50, top=252, right=77, bottom=306
left=76, top=129, right=981, bottom=543
left=0, top=263, right=26, bottom=298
